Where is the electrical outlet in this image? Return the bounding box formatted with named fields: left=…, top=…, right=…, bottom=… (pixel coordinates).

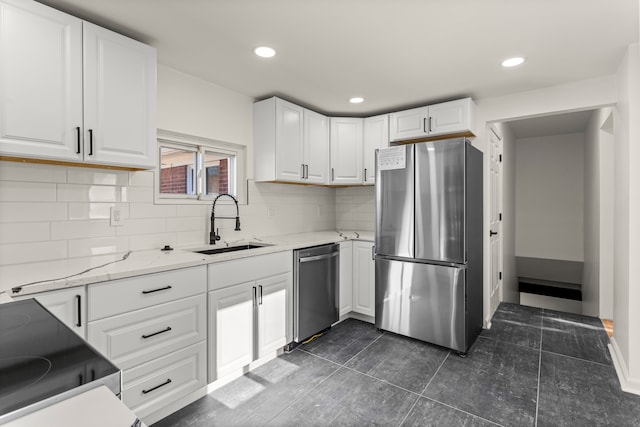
left=110, top=206, right=123, bottom=226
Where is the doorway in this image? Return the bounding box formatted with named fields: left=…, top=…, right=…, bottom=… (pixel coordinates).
left=490, top=108, right=614, bottom=319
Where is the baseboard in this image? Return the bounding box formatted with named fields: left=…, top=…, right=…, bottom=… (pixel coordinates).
left=609, top=338, right=640, bottom=396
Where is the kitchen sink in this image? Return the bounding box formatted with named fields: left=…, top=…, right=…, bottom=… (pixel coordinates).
left=194, top=244, right=270, bottom=255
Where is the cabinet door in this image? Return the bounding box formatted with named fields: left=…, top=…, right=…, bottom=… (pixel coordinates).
left=256, top=273, right=290, bottom=359
left=16, top=287, right=86, bottom=338
left=275, top=98, right=305, bottom=182
left=0, top=0, right=83, bottom=161
left=83, top=22, right=157, bottom=169
left=389, top=106, right=429, bottom=142
left=304, top=109, right=329, bottom=184
left=363, top=114, right=389, bottom=185
left=208, top=282, right=254, bottom=382
left=428, top=98, right=473, bottom=137
left=330, top=117, right=363, bottom=185
left=353, top=241, right=375, bottom=317
left=339, top=241, right=353, bottom=316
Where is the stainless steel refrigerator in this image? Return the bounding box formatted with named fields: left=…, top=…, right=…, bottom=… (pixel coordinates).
left=374, top=138, right=483, bottom=353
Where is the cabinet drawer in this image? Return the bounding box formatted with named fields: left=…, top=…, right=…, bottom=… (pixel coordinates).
left=208, top=251, right=292, bottom=291
left=88, top=266, right=206, bottom=321
left=87, top=295, right=206, bottom=370
left=121, top=341, right=206, bottom=421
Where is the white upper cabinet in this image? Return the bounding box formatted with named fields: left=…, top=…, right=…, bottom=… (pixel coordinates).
left=0, top=0, right=157, bottom=169
left=362, top=114, right=389, bottom=185
left=389, top=106, right=430, bottom=141
left=83, top=22, right=157, bottom=169
left=330, top=117, right=363, bottom=185
left=303, top=109, right=329, bottom=184
left=254, top=97, right=328, bottom=184
left=0, top=0, right=83, bottom=161
left=389, top=98, right=476, bottom=142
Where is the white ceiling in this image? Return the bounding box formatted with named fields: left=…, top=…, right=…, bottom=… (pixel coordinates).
left=38, top=0, right=639, bottom=116
left=507, top=110, right=595, bottom=139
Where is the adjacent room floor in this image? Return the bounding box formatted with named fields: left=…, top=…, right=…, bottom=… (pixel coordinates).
left=153, top=303, right=640, bottom=426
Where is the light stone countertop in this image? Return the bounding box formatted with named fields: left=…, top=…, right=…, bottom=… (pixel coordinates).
left=0, top=230, right=373, bottom=301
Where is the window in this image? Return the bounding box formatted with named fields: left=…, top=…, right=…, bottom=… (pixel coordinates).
left=156, top=130, right=246, bottom=204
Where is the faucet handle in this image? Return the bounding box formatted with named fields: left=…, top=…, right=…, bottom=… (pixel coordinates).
left=214, top=228, right=221, bottom=241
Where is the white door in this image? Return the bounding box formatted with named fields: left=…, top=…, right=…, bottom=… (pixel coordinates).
left=0, top=0, right=83, bottom=161
left=83, top=22, right=157, bottom=169
left=339, top=241, right=353, bottom=316
left=209, top=282, right=254, bottom=381
left=275, top=99, right=305, bottom=182
left=428, top=98, right=471, bottom=137
left=330, top=117, right=363, bottom=185
left=256, top=273, right=289, bottom=359
left=353, top=241, right=375, bottom=316
left=489, top=126, right=503, bottom=312
left=363, top=115, right=389, bottom=185
left=304, top=109, right=329, bottom=184
left=389, top=106, right=429, bottom=142
left=15, top=287, right=86, bottom=338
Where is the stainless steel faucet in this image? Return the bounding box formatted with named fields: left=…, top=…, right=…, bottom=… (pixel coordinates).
left=210, top=193, right=240, bottom=244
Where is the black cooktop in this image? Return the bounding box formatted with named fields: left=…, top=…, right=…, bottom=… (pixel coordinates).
left=0, top=299, right=120, bottom=418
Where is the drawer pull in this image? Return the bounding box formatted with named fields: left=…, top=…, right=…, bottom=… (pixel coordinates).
left=142, top=326, right=172, bottom=339
left=142, top=285, right=172, bottom=294
left=142, top=378, right=172, bottom=395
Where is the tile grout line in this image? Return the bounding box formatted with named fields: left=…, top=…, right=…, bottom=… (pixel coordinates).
left=540, top=348, right=614, bottom=368
left=476, top=334, right=541, bottom=352
left=535, top=309, right=544, bottom=427
left=342, top=331, right=386, bottom=366
left=396, top=351, right=452, bottom=426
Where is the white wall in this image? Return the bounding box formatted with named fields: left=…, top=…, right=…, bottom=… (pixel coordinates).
left=496, top=123, right=518, bottom=303
left=476, top=75, right=617, bottom=323
left=609, top=42, right=640, bottom=395
left=515, top=133, right=584, bottom=262
left=582, top=108, right=614, bottom=319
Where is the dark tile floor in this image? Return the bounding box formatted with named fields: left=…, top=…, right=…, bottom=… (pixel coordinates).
left=153, top=304, right=640, bottom=427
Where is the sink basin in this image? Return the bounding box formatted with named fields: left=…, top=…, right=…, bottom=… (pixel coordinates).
left=194, top=244, right=269, bottom=255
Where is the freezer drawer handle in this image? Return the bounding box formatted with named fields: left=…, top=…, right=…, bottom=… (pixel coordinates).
left=299, top=251, right=339, bottom=263
left=142, top=379, right=172, bottom=394
left=142, top=326, right=172, bottom=339
left=142, top=285, right=172, bottom=294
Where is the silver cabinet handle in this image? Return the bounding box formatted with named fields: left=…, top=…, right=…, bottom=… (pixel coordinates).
left=429, top=117, right=433, bottom=132
left=423, top=118, right=427, bottom=133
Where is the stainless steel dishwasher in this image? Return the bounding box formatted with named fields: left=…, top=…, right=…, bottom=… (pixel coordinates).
left=293, top=243, right=340, bottom=343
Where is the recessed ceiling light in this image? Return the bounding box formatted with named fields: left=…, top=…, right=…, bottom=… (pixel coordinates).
left=254, top=46, right=276, bottom=58
left=349, top=97, right=364, bottom=104
left=501, top=57, right=525, bottom=67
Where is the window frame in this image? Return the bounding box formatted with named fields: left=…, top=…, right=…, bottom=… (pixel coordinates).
left=155, top=129, right=247, bottom=205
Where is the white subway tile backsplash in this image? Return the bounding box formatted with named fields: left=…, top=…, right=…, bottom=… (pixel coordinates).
left=68, top=203, right=129, bottom=220
left=57, top=184, right=119, bottom=202
left=0, top=162, right=67, bottom=183
left=0, top=240, right=67, bottom=265
left=68, top=236, right=130, bottom=258
left=0, top=202, right=67, bottom=223
left=121, top=186, right=154, bottom=203
left=129, top=233, right=176, bottom=251
left=176, top=230, right=205, bottom=246
left=0, top=181, right=57, bottom=202
left=0, top=222, right=50, bottom=244
left=176, top=204, right=207, bottom=217
left=129, top=203, right=177, bottom=219
left=51, top=220, right=114, bottom=240
left=116, top=218, right=166, bottom=236
left=129, top=170, right=154, bottom=187
left=166, top=217, right=203, bottom=232
left=67, top=168, right=129, bottom=186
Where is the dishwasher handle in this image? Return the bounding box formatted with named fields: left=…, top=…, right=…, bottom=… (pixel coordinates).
left=299, top=251, right=339, bottom=263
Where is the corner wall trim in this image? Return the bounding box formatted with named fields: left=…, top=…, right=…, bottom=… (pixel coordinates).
left=609, top=338, right=640, bottom=396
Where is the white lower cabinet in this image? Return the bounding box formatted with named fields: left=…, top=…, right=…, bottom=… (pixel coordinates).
left=207, top=251, right=292, bottom=383
left=339, top=241, right=353, bottom=316
left=353, top=241, right=375, bottom=316
left=86, top=266, right=207, bottom=425
left=14, top=286, right=86, bottom=338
